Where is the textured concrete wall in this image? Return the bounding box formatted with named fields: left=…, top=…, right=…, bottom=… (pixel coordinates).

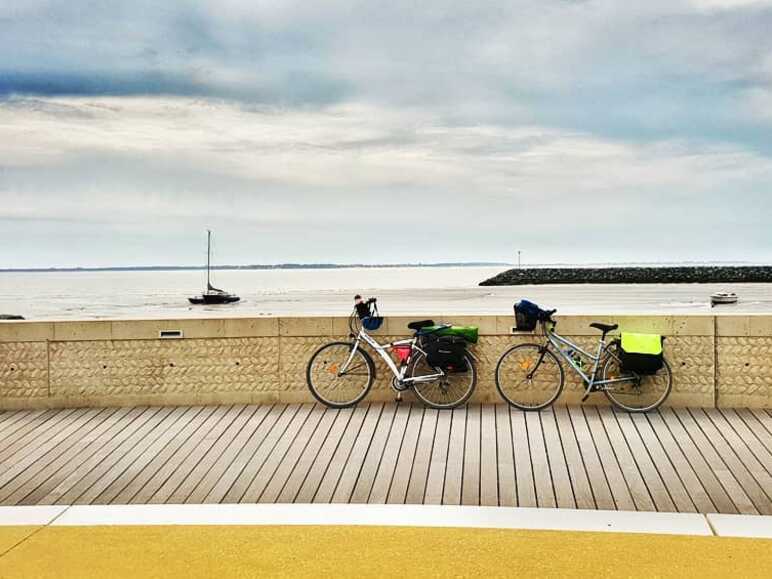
left=0, top=314, right=769, bottom=409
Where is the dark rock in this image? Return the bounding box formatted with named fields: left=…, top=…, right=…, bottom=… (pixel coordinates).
left=0, top=314, right=25, bottom=320
left=479, top=266, right=772, bottom=286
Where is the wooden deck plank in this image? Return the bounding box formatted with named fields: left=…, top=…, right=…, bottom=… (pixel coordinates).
left=171, top=405, right=260, bottom=504
left=152, top=405, right=250, bottom=504
left=386, top=405, right=424, bottom=505
left=185, top=405, right=273, bottom=504
left=258, top=406, right=333, bottom=503
left=552, top=407, right=594, bottom=509
left=423, top=410, right=452, bottom=505
left=0, top=408, right=104, bottom=497
left=274, top=408, right=344, bottom=503
left=540, top=409, right=575, bottom=509
left=0, top=410, right=44, bottom=439
left=461, top=405, right=482, bottom=506
left=736, top=409, right=772, bottom=454
left=98, top=406, right=209, bottom=504
left=1, top=402, right=767, bottom=515
left=0, top=410, right=59, bottom=456
left=64, top=407, right=183, bottom=505
left=442, top=407, right=467, bottom=506
left=0, top=408, right=116, bottom=503
left=690, top=408, right=772, bottom=514
left=73, top=407, right=192, bottom=505
left=666, top=408, right=758, bottom=515
left=565, top=406, right=618, bottom=510
left=19, top=407, right=148, bottom=506
left=0, top=409, right=77, bottom=468
left=594, top=407, right=655, bottom=511
left=652, top=409, right=734, bottom=514
left=404, top=408, right=439, bottom=505
left=368, top=404, right=411, bottom=504
left=642, top=412, right=716, bottom=514
left=313, top=404, right=379, bottom=504
left=203, top=405, right=287, bottom=504
left=220, top=404, right=303, bottom=503
left=525, top=411, right=556, bottom=508
left=714, top=409, right=772, bottom=476
left=479, top=405, right=499, bottom=507
left=42, top=407, right=161, bottom=505
left=347, top=403, right=399, bottom=504
left=293, top=406, right=363, bottom=503
left=509, top=409, right=536, bottom=508
left=328, top=403, right=389, bottom=504
left=2, top=407, right=129, bottom=505
left=237, top=405, right=315, bottom=503
left=610, top=410, right=677, bottom=512
left=627, top=412, right=696, bottom=513
left=494, top=404, right=516, bottom=507
left=749, top=409, right=772, bottom=436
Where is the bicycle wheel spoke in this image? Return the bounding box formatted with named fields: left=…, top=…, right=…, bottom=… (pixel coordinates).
left=495, top=344, right=564, bottom=410
left=307, top=342, right=373, bottom=408
left=601, top=348, right=672, bottom=412
left=410, top=352, right=476, bottom=409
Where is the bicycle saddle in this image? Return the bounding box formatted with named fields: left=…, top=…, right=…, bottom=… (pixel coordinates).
left=408, top=319, right=435, bottom=330
left=589, top=322, right=618, bottom=334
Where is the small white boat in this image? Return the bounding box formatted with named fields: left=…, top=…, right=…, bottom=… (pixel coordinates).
left=710, top=292, right=738, bottom=306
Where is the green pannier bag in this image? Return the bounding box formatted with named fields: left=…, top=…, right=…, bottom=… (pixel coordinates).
left=619, top=333, right=664, bottom=375
left=423, top=325, right=479, bottom=344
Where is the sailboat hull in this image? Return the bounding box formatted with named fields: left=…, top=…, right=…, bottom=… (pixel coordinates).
left=189, top=294, right=241, bottom=305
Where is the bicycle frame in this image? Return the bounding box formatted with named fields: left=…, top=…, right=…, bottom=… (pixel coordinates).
left=542, top=322, right=638, bottom=395
left=340, top=327, right=446, bottom=385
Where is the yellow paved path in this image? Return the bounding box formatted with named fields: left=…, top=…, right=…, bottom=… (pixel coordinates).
left=1, top=526, right=771, bottom=578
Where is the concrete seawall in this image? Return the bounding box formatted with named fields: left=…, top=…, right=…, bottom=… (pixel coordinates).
left=0, top=314, right=770, bottom=410
left=480, top=265, right=772, bottom=285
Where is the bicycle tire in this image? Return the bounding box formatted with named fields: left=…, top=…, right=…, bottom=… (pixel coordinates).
left=601, top=344, right=672, bottom=412
left=495, top=343, right=564, bottom=411
left=409, top=350, right=477, bottom=409
left=306, top=341, right=375, bottom=408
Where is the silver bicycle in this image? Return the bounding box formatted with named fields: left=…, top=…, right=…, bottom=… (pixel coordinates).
left=495, top=308, right=672, bottom=412
left=306, top=297, right=477, bottom=409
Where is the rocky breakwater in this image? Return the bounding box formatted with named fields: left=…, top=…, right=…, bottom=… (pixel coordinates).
left=479, top=265, right=772, bottom=285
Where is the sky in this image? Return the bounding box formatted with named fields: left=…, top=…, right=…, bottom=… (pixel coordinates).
left=1, top=0, right=772, bottom=268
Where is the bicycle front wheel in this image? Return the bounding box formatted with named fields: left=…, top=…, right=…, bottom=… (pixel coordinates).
left=601, top=345, right=672, bottom=412
left=306, top=341, right=375, bottom=408
left=409, top=351, right=477, bottom=409
left=495, top=344, right=564, bottom=410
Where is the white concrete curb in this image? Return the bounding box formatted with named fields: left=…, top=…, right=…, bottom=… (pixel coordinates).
left=1, top=504, right=770, bottom=538
left=706, top=514, right=772, bottom=539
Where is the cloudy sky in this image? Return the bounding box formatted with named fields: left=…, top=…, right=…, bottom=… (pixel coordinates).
left=2, top=0, right=772, bottom=268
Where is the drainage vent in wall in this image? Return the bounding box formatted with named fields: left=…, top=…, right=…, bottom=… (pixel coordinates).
left=159, top=330, right=184, bottom=339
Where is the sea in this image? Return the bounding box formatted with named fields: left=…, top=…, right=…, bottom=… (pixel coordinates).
left=2, top=266, right=771, bottom=321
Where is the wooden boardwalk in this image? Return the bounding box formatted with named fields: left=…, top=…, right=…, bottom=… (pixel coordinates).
left=0, top=404, right=770, bottom=514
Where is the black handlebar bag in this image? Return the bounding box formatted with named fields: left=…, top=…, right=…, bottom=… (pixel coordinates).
left=423, top=335, right=468, bottom=373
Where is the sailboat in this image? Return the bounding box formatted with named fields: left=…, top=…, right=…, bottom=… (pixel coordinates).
left=188, top=230, right=240, bottom=305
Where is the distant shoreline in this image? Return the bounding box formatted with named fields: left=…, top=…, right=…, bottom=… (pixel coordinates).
left=0, top=262, right=509, bottom=274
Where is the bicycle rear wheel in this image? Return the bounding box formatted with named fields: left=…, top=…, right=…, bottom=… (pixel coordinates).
left=601, top=345, right=672, bottom=412
left=409, top=351, right=476, bottom=409
left=306, top=342, right=375, bottom=408
left=495, top=344, right=564, bottom=410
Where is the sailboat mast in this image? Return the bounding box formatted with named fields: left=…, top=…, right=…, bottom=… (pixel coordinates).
left=206, top=229, right=211, bottom=289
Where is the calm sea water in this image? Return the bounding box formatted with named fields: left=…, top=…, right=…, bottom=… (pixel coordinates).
left=1, top=267, right=771, bottom=320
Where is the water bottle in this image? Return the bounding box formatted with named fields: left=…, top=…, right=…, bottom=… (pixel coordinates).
left=567, top=349, right=583, bottom=369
